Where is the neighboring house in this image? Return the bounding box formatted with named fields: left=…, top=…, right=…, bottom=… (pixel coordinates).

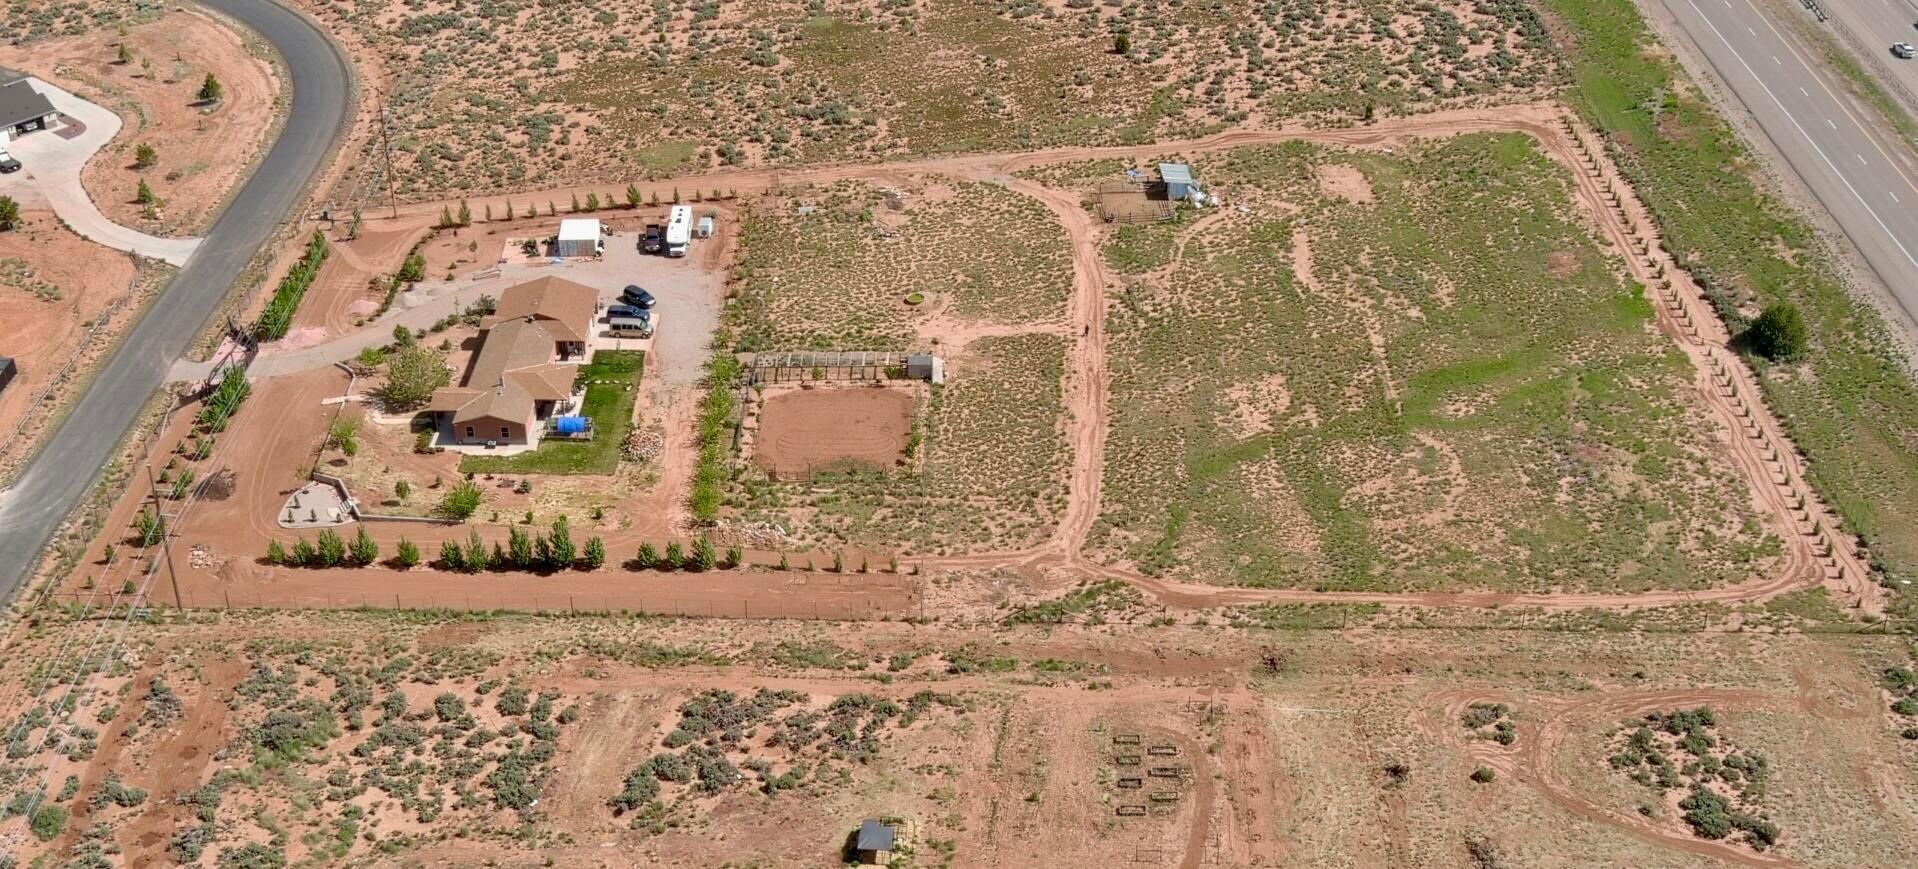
left=0, top=79, right=59, bottom=137
left=428, top=277, right=598, bottom=447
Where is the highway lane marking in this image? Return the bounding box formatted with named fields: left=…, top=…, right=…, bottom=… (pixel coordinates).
left=1749, top=0, right=1918, bottom=201
left=1685, top=0, right=1918, bottom=274
left=1861, top=154, right=1871, bottom=165
left=1829, top=119, right=1838, bottom=129
left=1895, top=191, right=1903, bottom=203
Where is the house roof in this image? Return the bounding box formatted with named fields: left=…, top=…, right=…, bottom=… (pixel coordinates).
left=430, top=317, right=577, bottom=425
left=1158, top=162, right=1194, bottom=186
left=0, top=79, right=56, bottom=128
left=855, top=820, right=895, bottom=852
left=493, top=276, right=597, bottom=343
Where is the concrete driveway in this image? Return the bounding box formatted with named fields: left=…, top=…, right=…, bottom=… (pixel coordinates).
left=0, top=78, right=202, bottom=266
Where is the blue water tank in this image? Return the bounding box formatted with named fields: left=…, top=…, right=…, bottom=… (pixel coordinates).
left=555, top=416, right=588, bottom=434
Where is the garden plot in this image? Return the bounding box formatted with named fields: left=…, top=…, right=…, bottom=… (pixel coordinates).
left=299, top=0, right=1555, bottom=196
left=1088, top=134, right=1777, bottom=593
left=735, top=334, right=1070, bottom=556
left=721, top=179, right=1072, bottom=555
left=748, top=385, right=918, bottom=477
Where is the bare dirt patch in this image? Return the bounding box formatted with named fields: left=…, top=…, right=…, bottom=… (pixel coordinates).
left=1317, top=162, right=1375, bottom=204
left=0, top=213, right=162, bottom=480
left=753, top=386, right=914, bottom=476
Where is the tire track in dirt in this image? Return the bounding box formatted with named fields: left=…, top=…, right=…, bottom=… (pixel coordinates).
left=899, top=104, right=1880, bottom=617
left=1520, top=689, right=1798, bottom=868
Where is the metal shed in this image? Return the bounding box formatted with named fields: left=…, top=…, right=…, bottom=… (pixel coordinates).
left=1158, top=163, right=1195, bottom=201
left=554, top=219, right=602, bottom=258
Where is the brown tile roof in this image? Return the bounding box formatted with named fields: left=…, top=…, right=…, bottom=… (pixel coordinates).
left=494, top=276, right=597, bottom=343
left=430, top=317, right=580, bottom=426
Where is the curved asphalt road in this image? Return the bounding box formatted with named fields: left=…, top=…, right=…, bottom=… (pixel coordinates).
left=0, top=0, right=351, bottom=594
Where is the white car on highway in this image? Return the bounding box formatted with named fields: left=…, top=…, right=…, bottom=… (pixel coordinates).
left=1894, top=42, right=1916, bottom=60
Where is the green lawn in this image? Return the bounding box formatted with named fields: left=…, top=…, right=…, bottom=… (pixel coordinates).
left=459, top=351, right=643, bottom=476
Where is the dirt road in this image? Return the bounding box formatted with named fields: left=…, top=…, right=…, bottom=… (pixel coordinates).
left=88, top=102, right=1882, bottom=619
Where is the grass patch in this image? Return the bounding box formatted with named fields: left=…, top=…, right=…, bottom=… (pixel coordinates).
left=1088, top=135, right=1773, bottom=593
left=459, top=351, right=644, bottom=476
left=1544, top=0, right=1918, bottom=614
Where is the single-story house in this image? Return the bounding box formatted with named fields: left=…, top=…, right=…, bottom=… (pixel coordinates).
left=428, top=277, right=598, bottom=447
left=554, top=218, right=602, bottom=258
left=0, top=79, right=59, bottom=137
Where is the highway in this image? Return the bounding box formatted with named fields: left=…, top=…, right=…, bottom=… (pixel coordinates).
left=1819, top=0, right=1918, bottom=117
left=1662, top=0, right=1918, bottom=332
left=0, top=0, right=351, bottom=594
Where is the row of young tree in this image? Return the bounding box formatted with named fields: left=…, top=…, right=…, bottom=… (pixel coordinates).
left=261, top=526, right=780, bottom=574
left=435, top=186, right=739, bottom=230
left=252, top=230, right=332, bottom=340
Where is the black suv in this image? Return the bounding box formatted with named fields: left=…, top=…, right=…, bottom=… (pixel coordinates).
left=641, top=224, right=664, bottom=253
left=620, top=285, right=657, bottom=309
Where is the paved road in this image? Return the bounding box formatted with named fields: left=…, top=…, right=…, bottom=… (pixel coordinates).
left=1820, top=0, right=1918, bottom=113
left=0, top=0, right=351, bottom=595
left=1662, top=0, right=1918, bottom=333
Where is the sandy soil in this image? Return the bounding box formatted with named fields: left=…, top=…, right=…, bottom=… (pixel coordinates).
left=0, top=5, right=282, bottom=236
left=1, top=614, right=1913, bottom=866
left=752, top=386, right=914, bottom=475
left=39, top=103, right=1881, bottom=623
left=0, top=210, right=161, bottom=481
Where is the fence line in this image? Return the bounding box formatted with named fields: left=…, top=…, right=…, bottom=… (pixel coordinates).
left=41, top=589, right=911, bottom=622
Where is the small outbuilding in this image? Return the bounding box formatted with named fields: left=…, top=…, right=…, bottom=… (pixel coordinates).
left=1158, top=162, right=1196, bottom=201
left=0, top=356, right=16, bottom=394
left=554, top=218, right=603, bottom=258
left=696, top=214, right=715, bottom=238
left=905, top=353, right=944, bottom=385
left=0, top=79, right=59, bottom=137
left=852, top=819, right=895, bottom=865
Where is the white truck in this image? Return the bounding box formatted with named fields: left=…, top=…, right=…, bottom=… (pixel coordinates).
left=664, top=205, right=693, bottom=258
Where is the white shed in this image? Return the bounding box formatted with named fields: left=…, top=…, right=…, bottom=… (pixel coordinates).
left=555, top=219, right=603, bottom=258
left=696, top=215, right=715, bottom=238
left=1158, top=163, right=1196, bottom=201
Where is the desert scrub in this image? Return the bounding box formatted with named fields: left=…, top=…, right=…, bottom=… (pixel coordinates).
left=1544, top=0, right=1918, bottom=615
left=1087, top=136, right=1774, bottom=593
left=309, top=0, right=1554, bottom=197
left=728, top=179, right=1072, bottom=351
left=1607, top=708, right=1779, bottom=850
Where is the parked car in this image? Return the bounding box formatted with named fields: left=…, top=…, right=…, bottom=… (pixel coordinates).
left=620, top=285, right=656, bottom=309
left=0, top=150, right=19, bottom=174
left=607, top=304, right=651, bottom=321
left=1895, top=42, right=1916, bottom=60
left=641, top=224, right=664, bottom=253
left=608, top=316, right=653, bottom=337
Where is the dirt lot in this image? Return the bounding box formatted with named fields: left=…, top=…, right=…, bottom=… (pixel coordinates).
left=751, top=385, right=915, bottom=476
left=0, top=610, right=1913, bottom=867
left=0, top=3, right=283, bottom=235
left=0, top=210, right=168, bottom=481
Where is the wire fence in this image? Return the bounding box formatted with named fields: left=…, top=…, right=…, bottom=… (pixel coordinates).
left=39, top=589, right=916, bottom=621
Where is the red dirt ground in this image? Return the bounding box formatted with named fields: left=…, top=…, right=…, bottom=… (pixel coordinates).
left=754, top=386, right=914, bottom=475
left=0, top=211, right=144, bottom=478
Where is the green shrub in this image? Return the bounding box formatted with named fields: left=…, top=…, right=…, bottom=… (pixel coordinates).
left=1743, top=302, right=1809, bottom=362
left=252, top=232, right=330, bottom=340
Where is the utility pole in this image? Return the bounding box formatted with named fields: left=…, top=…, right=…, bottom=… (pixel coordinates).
left=378, top=90, right=398, bottom=218
left=145, top=464, right=184, bottom=611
